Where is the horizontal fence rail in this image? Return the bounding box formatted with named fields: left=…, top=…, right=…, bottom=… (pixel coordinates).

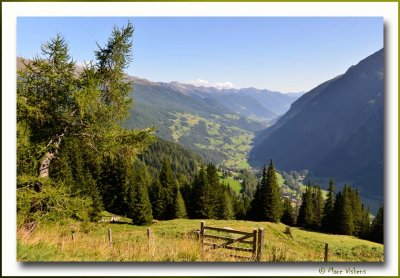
left=200, top=221, right=264, bottom=261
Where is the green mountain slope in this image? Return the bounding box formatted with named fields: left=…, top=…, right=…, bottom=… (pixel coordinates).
left=126, top=80, right=274, bottom=167
left=251, top=49, right=384, bottom=212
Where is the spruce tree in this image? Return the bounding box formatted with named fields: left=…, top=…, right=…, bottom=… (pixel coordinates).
left=126, top=162, right=153, bottom=226
left=281, top=198, right=295, bottom=226
left=150, top=179, right=165, bottom=220
left=264, top=160, right=283, bottom=222
left=158, top=159, right=178, bottom=220
left=297, top=180, right=315, bottom=228
left=334, top=185, right=354, bottom=235
left=249, top=160, right=282, bottom=222
left=218, top=186, right=235, bottom=220
left=312, top=185, right=324, bottom=230
left=206, top=163, right=220, bottom=218
left=321, top=178, right=335, bottom=232
left=191, top=166, right=209, bottom=219
left=174, top=189, right=187, bottom=219
left=359, top=205, right=371, bottom=239
left=370, top=206, right=383, bottom=243
left=248, top=166, right=267, bottom=221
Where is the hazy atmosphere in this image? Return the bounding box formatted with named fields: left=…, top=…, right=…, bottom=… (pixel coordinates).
left=17, top=17, right=383, bottom=92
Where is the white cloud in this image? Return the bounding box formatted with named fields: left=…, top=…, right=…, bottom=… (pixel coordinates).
left=186, top=79, right=235, bottom=90
left=214, top=81, right=235, bottom=90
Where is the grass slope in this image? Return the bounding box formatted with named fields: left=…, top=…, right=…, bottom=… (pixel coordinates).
left=18, top=218, right=383, bottom=262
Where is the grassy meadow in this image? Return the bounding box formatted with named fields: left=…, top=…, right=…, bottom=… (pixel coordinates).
left=17, top=217, right=383, bottom=262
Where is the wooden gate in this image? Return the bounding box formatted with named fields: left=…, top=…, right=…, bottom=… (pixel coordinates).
left=199, top=221, right=264, bottom=261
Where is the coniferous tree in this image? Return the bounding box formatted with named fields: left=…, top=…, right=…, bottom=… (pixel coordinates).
left=249, top=160, right=282, bottom=222
left=312, top=185, right=324, bottom=229
left=219, top=185, right=235, bottom=220
left=359, top=205, right=371, bottom=239
left=248, top=165, right=267, bottom=221
left=264, top=160, right=283, bottom=222
left=206, top=163, right=220, bottom=218
left=158, top=159, right=178, bottom=220
left=322, top=178, right=335, bottom=232
left=126, top=162, right=153, bottom=225
left=350, top=188, right=365, bottom=237
left=233, top=194, right=249, bottom=220
left=17, top=23, right=153, bottom=180
left=98, top=158, right=127, bottom=215
left=297, top=180, right=315, bottom=228
left=281, top=198, right=295, bottom=226
left=334, top=185, right=354, bottom=235
left=370, top=206, right=383, bottom=243
left=149, top=179, right=164, bottom=220
left=191, top=166, right=209, bottom=218
left=173, top=189, right=187, bottom=219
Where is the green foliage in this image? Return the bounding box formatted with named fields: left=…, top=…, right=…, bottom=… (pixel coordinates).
left=17, top=23, right=153, bottom=179
left=312, top=185, right=324, bottom=229
left=187, top=163, right=235, bottom=220
left=369, top=206, right=383, bottom=243
left=297, top=181, right=315, bottom=229
left=98, top=158, right=128, bottom=216
left=159, top=159, right=179, bottom=220
left=16, top=22, right=155, bottom=227
left=174, top=189, right=187, bottom=219
left=191, top=166, right=212, bottom=219
left=126, top=161, right=153, bottom=226
left=281, top=198, right=295, bottom=226
left=139, top=137, right=204, bottom=180
left=333, top=186, right=354, bottom=235
left=249, top=160, right=282, bottom=222
left=239, top=169, right=258, bottom=198
left=17, top=177, right=93, bottom=226
left=321, top=178, right=335, bottom=232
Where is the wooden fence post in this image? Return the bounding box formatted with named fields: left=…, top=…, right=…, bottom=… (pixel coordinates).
left=147, top=227, right=152, bottom=250
left=257, top=228, right=264, bottom=261
left=252, top=229, right=258, bottom=260
left=324, top=243, right=328, bottom=262
left=108, top=228, right=113, bottom=247
left=200, top=221, right=205, bottom=251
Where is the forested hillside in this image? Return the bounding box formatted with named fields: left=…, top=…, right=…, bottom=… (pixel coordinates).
left=251, top=49, right=384, bottom=211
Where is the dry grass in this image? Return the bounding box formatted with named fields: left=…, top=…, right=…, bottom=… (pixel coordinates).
left=17, top=218, right=384, bottom=262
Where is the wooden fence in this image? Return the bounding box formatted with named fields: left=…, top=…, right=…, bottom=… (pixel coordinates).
left=199, top=221, right=264, bottom=261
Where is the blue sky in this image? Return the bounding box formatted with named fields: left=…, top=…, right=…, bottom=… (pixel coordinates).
left=17, top=17, right=383, bottom=92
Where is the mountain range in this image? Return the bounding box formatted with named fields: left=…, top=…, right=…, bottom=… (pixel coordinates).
left=125, top=75, right=300, bottom=166
left=250, top=49, right=384, bottom=209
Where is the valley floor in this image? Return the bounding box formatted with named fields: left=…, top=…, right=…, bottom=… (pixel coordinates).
left=17, top=218, right=383, bottom=262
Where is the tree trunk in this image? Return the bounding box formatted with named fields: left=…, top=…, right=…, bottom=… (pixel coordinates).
left=38, top=133, right=64, bottom=178
left=38, top=151, right=56, bottom=178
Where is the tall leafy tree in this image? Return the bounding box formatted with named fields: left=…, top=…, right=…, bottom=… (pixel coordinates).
left=17, top=22, right=153, bottom=180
